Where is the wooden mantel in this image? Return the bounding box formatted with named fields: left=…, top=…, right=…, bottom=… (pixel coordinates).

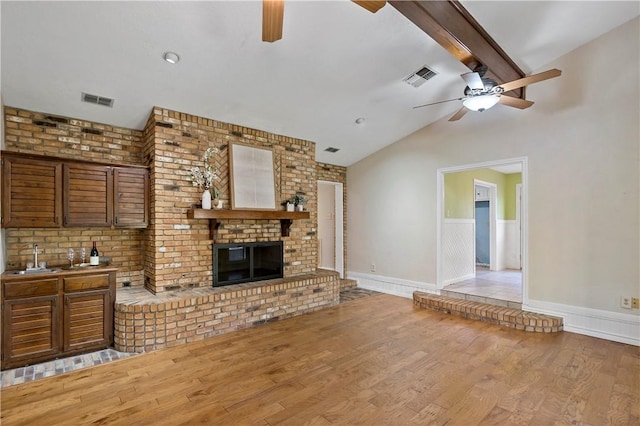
left=187, top=209, right=310, bottom=241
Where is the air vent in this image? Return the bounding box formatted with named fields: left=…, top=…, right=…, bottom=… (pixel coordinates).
left=403, top=66, right=437, bottom=88
left=81, top=92, right=115, bottom=107
left=324, top=147, right=340, bottom=153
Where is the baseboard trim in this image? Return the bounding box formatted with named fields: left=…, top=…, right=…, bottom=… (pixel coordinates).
left=523, top=299, right=640, bottom=346
left=346, top=271, right=437, bottom=299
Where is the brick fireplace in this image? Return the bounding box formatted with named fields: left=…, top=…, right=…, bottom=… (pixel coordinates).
left=143, top=107, right=318, bottom=294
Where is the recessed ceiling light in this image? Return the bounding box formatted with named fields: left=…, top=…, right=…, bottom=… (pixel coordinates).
left=355, top=117, right=366, bottom=124
left=163, top=51, right=180, bottom=64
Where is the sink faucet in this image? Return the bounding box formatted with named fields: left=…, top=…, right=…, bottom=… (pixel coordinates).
left=33, top=244, right=38, bottom=269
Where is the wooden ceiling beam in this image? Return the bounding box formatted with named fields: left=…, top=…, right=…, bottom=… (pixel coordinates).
left=389, top=0, right=526, bottom=99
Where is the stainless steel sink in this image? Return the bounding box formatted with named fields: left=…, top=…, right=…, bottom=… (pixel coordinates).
left=8, top=268, right=61, bottom=275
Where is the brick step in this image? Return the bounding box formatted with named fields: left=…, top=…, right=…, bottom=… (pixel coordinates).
left=340, top=279, right=358, bottom=290
left=413, top=291, right=563, bottom=333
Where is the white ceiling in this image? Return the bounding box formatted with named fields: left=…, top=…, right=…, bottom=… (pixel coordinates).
left=1, top=1, right=638, bottom=166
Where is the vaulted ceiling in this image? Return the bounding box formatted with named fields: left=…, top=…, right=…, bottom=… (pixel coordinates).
left=1, top=1, right=638, bottom=166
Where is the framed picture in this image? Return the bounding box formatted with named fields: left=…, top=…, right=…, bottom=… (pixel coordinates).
left=229, top=142, right=277, bottom=210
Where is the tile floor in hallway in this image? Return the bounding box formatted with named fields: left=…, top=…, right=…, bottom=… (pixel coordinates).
left=1, top=286, right=380, bottom=388
left=442, top=266, right=522, bottom=307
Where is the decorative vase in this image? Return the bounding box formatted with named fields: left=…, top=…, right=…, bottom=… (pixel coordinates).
left=286, top=203, right=294, bottom=212
left=296, top=204, right=304, bottom=212
left=213, top=199, right=223, bottom=210
left=202, top=188, right=212, bottom=210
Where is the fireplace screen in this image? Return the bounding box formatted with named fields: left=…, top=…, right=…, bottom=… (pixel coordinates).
left=213, top=242, right=283, bottom=287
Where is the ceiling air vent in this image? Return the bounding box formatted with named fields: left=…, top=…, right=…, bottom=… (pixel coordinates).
left=81, top=92, right=115, bottom=107
left=324, top=147, right=340, bottom=153
left=403, top=66, right=437, bottom=88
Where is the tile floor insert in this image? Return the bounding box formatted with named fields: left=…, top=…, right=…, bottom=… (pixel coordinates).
left=1, top=287, right=379, bottom=388
left=442, top=267, right=523, bottom=308
left=1, top=348, right=138, bottom=388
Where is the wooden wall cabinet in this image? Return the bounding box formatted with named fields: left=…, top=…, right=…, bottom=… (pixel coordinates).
left=1, top=155, right=63, bottom=228
left=1, top=152, right=148, bottom=229
left=1, top=268, right=116, bottom=370
left=64, top=164, right=149, bottom=228
left=64, top=163, right=113, bottom=227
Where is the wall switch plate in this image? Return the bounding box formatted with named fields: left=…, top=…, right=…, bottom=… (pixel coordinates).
left=621, top=296, right=632, bottom=309
left=632, top=298, right=639, bottom=309
left=370, top=263, right=376, bottom=272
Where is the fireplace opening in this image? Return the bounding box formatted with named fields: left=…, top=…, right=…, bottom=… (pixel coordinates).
left=213, top=242, right=283, bottom=287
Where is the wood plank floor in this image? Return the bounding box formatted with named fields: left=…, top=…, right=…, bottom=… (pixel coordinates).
left=1, top=293, right=638, bottom=425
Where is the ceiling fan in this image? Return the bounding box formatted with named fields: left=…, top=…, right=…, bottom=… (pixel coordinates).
left=413, top=67, right=562, bottom=121
left=262, top=0, right=386, bottom=42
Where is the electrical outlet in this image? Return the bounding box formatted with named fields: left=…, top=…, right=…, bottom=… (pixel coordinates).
left=632, top=298, right=639, bottom=309
left=621, top=296, right=632, bottom=309
left=370, top=263, right=376, bottom=272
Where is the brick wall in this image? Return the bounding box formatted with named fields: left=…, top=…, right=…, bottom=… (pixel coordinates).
left=3, top=107, right=329, bottom=293
left=316, top=162, right=348, bottom=273
left=144, top=107, right=317, bottom=293
left=3, top=107, right=146, bottom=287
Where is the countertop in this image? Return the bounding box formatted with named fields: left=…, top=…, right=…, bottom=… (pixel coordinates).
left=1, top=264, right=118, bottom=281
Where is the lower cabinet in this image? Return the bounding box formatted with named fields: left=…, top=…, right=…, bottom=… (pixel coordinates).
left=1, top=269, right=116, bottom=370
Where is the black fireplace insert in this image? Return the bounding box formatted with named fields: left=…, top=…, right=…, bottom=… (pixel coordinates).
left=213, top=241, right=283, bottom=287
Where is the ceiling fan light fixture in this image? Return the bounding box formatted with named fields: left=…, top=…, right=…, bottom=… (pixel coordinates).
left=163, top=51, right=180, bottom=64
left=463, top=94, right=500, bottom=112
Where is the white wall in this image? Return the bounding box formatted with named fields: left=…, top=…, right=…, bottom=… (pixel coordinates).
left=348, top=18, right=639, bottom=323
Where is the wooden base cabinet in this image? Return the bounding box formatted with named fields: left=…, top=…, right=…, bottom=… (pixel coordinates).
left=1, top=268, right=116, bottom=370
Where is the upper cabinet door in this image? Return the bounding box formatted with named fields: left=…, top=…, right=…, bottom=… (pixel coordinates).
left=1, top=155, right=62, bottom=228
left=113, top=167, right=149, bottom=228
left=63, top=163, right=113, bottom=227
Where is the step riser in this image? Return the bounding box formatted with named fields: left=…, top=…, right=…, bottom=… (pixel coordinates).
left=414, top=292, right=563, bottom=333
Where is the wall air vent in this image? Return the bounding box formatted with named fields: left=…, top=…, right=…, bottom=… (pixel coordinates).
left=403, top=66, right=437, bottom=88
left=81, top=92, right=115, bottom=107
left=324, top=147, right=340, bottom=153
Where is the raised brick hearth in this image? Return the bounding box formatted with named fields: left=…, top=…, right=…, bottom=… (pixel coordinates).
left=115, top=270, right=340, bottom=352
left=413, top=292, right=563, bottom=333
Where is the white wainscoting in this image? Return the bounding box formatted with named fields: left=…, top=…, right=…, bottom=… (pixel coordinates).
left=501, top=220, right=521, bottom=270
left=524, top=299, right=640, bottom=346
left=347, top=271, right=437, bottom=299
left=496, top=220, right=506, bottom=271
left=442, top=219, right=475, bottom=285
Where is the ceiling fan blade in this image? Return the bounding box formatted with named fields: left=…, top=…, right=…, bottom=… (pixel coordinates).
left=449, top=107, right=469, bottom=121
left=413, top=97, right=464, bottom=109
left=498, top=68, right=562, bottom=92
left=461, top=72, right=484, bottom=90
left=352, top=1, right=386, bottom=13
left=499, top=95, right=534, bottom=109
left=263, top=0, right=284, bottom=42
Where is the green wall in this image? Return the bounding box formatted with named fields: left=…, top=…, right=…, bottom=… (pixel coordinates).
left=444, top=169, right=522, bottom=220
left=504, top=173, right=522, bottom=220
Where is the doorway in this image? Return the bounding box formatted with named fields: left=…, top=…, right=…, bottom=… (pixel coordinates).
left=475, top=200, right=490, bottom=266
left=437, top=158, right=527, bottom=304
left=317, top=180, right=344, bottom=278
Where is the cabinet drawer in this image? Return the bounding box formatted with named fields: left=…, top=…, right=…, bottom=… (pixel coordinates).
left=3, top=278, right=58, bottom=299
left=63, top=274, right=109, bottom=292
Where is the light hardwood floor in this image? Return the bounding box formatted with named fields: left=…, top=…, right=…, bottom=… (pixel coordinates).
left=1, top=293, right=638, bottom=425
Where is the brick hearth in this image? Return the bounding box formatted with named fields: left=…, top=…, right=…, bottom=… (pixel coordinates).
left=115, top=270, right=340, bottom=352
left=413, top=292, right=563, bottom=333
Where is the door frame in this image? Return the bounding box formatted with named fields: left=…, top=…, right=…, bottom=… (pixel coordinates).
left=473, top=179, right=497, bottom=271
left=436, top=157, right=528, bottom=303
left=317, top=180, right=344, bottom=278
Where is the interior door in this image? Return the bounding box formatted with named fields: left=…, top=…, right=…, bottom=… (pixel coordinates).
left=317, top=183, right=335, bottom=270
left=475, top=200, right=490, bottom=265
